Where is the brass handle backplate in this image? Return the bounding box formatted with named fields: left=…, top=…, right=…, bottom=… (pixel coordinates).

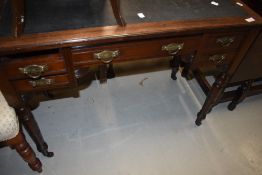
left=209, top=54, right=226, bottom=64
left=162, top=43, right=184, bottom=55
left=19, top=64, right=48, bottom=79
left=94, top=50, right=120, bottom=63
left=216, top=37, right=235, bottom=47
left=29, top=78, right=54, bottom=87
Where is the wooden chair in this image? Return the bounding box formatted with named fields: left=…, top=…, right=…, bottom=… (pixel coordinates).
left=0, top=69, right=54, bottom=157
left=0, top=91, right=42, bottom=173
left=110, top=0, right=126, bottom=26
left=11, top=0, right=125, bottom=37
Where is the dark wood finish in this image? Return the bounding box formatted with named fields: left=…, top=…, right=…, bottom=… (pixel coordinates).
left=72, top=36, right=201, bottom=67
left=0, top=0, right=4, bottom=21
left=242, top=0, right=262, bottom=16
left=227, top=80, right=254, bottom=111
left=2, top=53, right=66, bottom=80
left=194, top=28, right=261, bottom=125
left=6, top=132, right=42, bottom=173
left=0, top=0, right=261, bottom=142
left=107, top=63, right=116, bottom=79
left=110, top=0, right=126, bottom=26
left=98, top=64, right=108, bottom=84
left=231, top=32, right=262, bottom=82
left=11, top=0, right=24, bottom=37
left=196, top=73, right=229, bottom=126
left=16, top=106, right=54, bottom=157
left=11, top=74, right=71, bottom=92
left=170, top=55, right=181, bottom=80
left=0, top=69, right=53, bottom=157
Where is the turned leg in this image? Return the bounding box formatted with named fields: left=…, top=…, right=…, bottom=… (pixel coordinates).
left=181, top=54, right=194, bottom=80
left=195, top=73, right=229, bottom=126
left=17, top=107, right=54, bottom=157
left=97, top=64, right=108, bottom=84
left=107, top=63, right=116, bottom=79
left=110, top=0, right=126, bottom=26
left=228, top=80, right=253, bottom=111
left=170, top=55, right=181, bottom=80
left=7, top=132, right=42, bottom=173
left=43, top=91, right=55, bottom=99
left=21, top=93, right=40, bottom=110
left=11, top=0, right=24, bottom=37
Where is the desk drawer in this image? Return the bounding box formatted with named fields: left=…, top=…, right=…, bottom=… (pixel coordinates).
left=193, top=52, right=236, bottom=73
left=72, top=36, right=201, bottom=67
left=3, top=54, right=66, bottom=80
left=11, top=74, right=71, bottom=92
left=202, top=31, right=246, bottom=52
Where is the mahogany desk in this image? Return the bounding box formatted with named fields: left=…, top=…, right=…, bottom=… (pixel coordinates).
left=0, top=0, right=262, bottom=157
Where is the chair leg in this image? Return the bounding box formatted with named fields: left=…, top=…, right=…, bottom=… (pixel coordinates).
left=7, top=132, right=42, bottom=173
left=228, top=80, right=253, bottom=111
left=17, top=107, right=54, bottom=157
left=110, top=0, right=126, bottom=26
left=195, top=73, right=229, bottom=126
left=11, top=0, right=25, bottom=37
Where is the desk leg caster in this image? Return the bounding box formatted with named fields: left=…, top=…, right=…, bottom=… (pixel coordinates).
left=227, top=102, right=236, bottom=111
left=195, top=119, right=202, bottom=126
left=195, top=111, right=206, bottom=126
left=37, top=142, right=54, bottom=157
left=171, top=70, right=178, bottom=80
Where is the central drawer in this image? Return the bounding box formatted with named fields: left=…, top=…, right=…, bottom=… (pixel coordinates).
left=72, top=35, right=201, bottom=67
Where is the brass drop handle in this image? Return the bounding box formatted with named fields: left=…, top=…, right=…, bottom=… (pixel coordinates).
left=216, top=37, right=235, bottom=47
left=19, top=65, right=48, bottom=79
left=209, top=54, right=226, bottom=64
left=94, top=50, right=120, bottom=63
left=29, top=78, right=54, bottom=87
left=162, top=43, right=184, bottom=55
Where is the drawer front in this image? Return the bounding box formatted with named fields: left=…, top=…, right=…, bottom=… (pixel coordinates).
left=202, top=31, right=246, bottom=52
left=4, top=54, right=66, bottom=80
left=193, top=52, right=236, bottom=73
left=73, top=36, right=201, bottom=67
left=11, top=74, right=71, bottom=92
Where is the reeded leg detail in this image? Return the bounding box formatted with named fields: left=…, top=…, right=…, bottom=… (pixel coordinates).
left=107, top=63, right=116, bottom=79
left=227, top=80, right=253, bottom=111
left=17, top=107, right=54, bottom=157
left=170, top=56, right=181, bottom=80
left=195, top=73, right=229, bottom=126
left=7, top=132, right=42, bottom=173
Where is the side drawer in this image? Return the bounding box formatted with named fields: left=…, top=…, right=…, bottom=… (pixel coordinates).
left=201, top=31, right=246, bottom=52
left=3, top=54, right=66, bottom=80
left=193, top=52, right=237, bottom=73
left=11, top=74, right=71, bottom=92
left=72, top=36, right=201, bottom=67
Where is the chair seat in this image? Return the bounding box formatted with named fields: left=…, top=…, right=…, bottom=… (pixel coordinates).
left=0, top=91, right=19, bottom=141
